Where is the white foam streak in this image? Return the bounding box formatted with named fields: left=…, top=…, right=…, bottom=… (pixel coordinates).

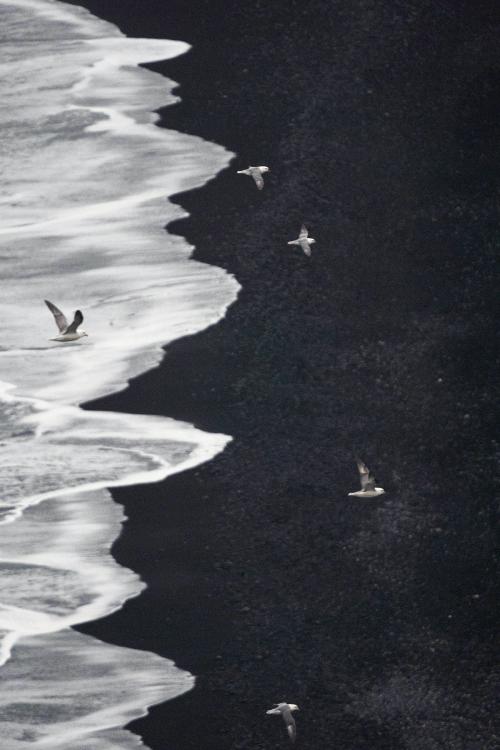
left=0, top=629, right=193, bottom=748
left=0, top=384, right=230, bottom=526
left=0, top=0, right=239, bottom=747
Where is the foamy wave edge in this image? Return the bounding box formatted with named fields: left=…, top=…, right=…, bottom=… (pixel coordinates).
left=0, top=1, right=239, bottom=747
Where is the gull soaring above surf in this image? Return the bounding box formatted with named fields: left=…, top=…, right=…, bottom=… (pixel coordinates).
left=266, top=702, right=299, bottom=743
left=45, top=299, right=88, bottom=342
left=237, top=165, right=270, bottom=190
left=348, top=458, right=385, bottom=498
left=287, top=225, right=316, bottom=256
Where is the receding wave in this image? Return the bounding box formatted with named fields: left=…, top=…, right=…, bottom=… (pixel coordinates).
left=0, top=0, right=239, bottom=747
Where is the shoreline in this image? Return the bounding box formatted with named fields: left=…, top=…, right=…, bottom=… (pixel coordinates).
left=67, top=2, right=500, bottom=749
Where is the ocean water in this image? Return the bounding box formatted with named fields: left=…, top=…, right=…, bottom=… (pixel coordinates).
left=0, top=1, right=239, bottom=747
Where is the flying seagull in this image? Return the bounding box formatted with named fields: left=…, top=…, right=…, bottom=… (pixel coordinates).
left=287, top=225, right=316, bottom=256
left=45, top=299, right=88, bottom=342
left=237, top=165, right=270, bottom=190
left=348, top=458, right=385, bottom=498
left=266, top=702, right=299, bottom=743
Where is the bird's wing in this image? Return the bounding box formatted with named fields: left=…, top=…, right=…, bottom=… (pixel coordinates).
left=237, top=168, right=251, bottom=175
left=251, top=169, right=265, bottom=190
left=282, top=709, right=296, bottom=743
left=300, top=240, right=311, bottom=256
left=356, top=458, right=376, bottom=491
left=64, top=309, right=84, bottom=334
left=45, top=300, right=68, bottom=332
left=266, top=707, right=281, bottom=715
left=288, top=240, right=300, bottom=245
left=299, top=225, right=308, bottom=239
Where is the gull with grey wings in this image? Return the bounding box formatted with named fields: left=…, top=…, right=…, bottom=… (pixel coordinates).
left=45, top=299, right=88, bottom=342
left=287, top=225, right=316, bottom=256
left=348, top=458, right=385, bottom=497
left=237, top=165, right=270, bottom=190
left=266, top=702, right=300, bottom=743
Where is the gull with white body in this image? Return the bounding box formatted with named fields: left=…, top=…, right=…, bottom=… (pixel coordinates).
left=266, top=702, right=300, bottom=743
left=237, top=165, right=270, bottom=190
left=45, top=299, right=88, bottom=342
left=348, top=458, right=385, bottom=498
left=287, top=225, right=316, bottom=256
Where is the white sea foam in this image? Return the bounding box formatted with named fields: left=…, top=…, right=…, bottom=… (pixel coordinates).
left=0, top=0, right=239, bottom=747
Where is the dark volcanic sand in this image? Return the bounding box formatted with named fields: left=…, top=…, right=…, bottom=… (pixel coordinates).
left=68, top=2, right=499, bottom=749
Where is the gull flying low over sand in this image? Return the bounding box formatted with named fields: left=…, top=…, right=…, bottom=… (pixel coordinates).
left=237, top=165, right=270, bottom=190
left=287, top=225, right=316, bottom=256
left=348, top=458, right=385, bottom=498
left=266, top=702, right=299, bottom=743
left=45, top=299, right=88, bottom=342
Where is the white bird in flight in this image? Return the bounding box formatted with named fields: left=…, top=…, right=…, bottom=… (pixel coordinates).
left=237, top=165, right=270, bottom=190
left=45, top=299, right=88, bottom=342
left=287, top=225, right=316, bottom=256
left=266, top=702, right=300, bottom=743
left=348, top=458, right=385, bottom=498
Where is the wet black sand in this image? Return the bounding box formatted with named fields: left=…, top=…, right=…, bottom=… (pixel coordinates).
left=69, top=2, right=499, bottom=748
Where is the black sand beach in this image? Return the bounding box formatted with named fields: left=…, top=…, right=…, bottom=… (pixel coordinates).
left=69, top=2, right=499, bottom=748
